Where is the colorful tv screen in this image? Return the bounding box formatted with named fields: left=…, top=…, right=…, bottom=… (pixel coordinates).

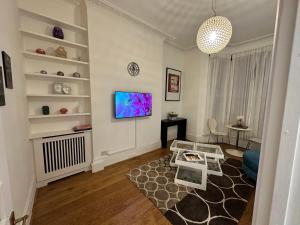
left=115, top=91, right=152, bottom=119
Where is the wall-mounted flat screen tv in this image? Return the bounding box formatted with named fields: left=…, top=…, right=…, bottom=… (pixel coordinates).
left=115, top=91, right=152, bottom=119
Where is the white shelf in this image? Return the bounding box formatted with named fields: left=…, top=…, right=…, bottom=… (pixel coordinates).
left=25, top=73, right=90, bottom=81
left=28, top=113, right=91, bottom=119
left=26, top=94, right=90, bottom=98
left=20, top=4, right=92, bottom=140
left=19, top=8, right=87, bottom=32
left=20, top=30, right=88, bottom=49
left=23, top=51, right=89, bottom=65
left=29, top=129, right=92, bottom=140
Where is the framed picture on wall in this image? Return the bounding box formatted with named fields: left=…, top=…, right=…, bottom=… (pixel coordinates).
left=2, top=51, right=13, bottom=89
left=165, top=67, right=181, bottom=101
left=0, top=67, right=5, bottom=106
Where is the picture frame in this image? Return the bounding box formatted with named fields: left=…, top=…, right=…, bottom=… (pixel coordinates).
left=1, top=51, right=13, bottom=89
left=0, top=67, right=5, bottom=106
left=165, top=67, right=181, bottom=101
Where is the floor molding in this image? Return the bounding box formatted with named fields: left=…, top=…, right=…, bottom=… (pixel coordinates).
left=91, top=157, right=105, bottom=173
left=104, top=141, right=161, bottom=167
left=93, top=141, right=161, bottom=170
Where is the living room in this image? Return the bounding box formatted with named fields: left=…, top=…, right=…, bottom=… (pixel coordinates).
left=0, top=0, right=300, bottom=225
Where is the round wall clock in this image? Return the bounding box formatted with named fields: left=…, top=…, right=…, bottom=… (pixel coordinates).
left=127, top=62, right=140, bottom=77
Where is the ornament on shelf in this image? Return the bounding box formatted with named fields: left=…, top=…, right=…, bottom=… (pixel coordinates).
left=40, top=70, right=47, bottom=74
left=55, top=46, right=67, bottom=58
left=56, top=71, right=64, bottom=76
left=59, top=108, right=68, bottom=114
left=53, top=83, right=63, bottom=94
left=52, top=26, right=64, bottom=39
left=42, top=106, right=50, bottom=115
left=72, top=72, right=81, bottom=78
left=62, top=85, right=71, bottom=95
left=35, top=48, right=46, bottom=55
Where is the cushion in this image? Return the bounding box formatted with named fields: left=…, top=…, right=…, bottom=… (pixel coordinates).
left=243, top=150, right=260, bottom=172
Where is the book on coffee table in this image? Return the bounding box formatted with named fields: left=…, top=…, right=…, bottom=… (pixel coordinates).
left=183, top=153, right=204, bottom=162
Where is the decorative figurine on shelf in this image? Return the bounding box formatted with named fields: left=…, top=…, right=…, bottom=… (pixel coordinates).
left=40, top=70, right=47, bottom=74
left=72, top=72, right=81, bottom=78
left=59, top=108, right=68, bottom=114
left=62, top=85, right=71, bottom=95
left=35, top=48, right=46, bottom=55
left=55, top=46, right=67, bottom=58
left=53, top=83, right=63, bottom=94
left=168, top=112, right=178, bottom=120
left=52, top=26, right=64, bottom=39
left=56, top=71, right=64, bottom=76
left=42, top=106, right=50, bottom=115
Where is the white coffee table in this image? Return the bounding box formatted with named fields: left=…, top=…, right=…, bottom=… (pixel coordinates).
left=170, top=140, right=224, bottom=190
left=174, top=150, right=208, bottom=190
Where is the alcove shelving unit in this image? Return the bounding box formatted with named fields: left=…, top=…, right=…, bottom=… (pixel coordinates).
left=19, top=3, right=92, bottom=139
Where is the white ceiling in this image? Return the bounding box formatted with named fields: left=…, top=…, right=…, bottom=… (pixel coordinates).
left=101, top=0, right=277, bottom=49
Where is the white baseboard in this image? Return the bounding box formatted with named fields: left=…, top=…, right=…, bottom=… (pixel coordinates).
left=91, top=157, right=106, bottom=173
left=23, top=177, right=36, bottom=225
left=91, top=141, right=161, bottom=171
left=104, top=141, right=161, bottom=167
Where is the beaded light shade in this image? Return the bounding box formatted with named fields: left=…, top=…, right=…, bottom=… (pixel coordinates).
left=197, top=16, right=232, bottom=54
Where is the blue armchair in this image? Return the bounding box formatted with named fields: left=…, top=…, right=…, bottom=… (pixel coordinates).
left=242, top=150, right=260, bottom=182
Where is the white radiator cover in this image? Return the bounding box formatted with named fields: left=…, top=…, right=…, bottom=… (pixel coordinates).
left=33, top=131, right=92, bottom=187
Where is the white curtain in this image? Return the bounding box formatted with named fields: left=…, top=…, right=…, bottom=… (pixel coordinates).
left=205, top=46, right=272, bottom=138
left=205, top=54, right=232, bottom=133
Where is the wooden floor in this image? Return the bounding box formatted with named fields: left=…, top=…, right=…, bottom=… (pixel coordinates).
left=31, top=143, right=254, bottom=225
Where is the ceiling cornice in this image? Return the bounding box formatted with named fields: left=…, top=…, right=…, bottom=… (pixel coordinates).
left=89, top=0, right=177, bottom=42
left=165, top=40, right=186, bottom=51
left=227, top=33, right=274, bottom=47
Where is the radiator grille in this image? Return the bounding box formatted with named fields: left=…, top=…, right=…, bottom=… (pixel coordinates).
left=42, top=136, right=86, bottom=174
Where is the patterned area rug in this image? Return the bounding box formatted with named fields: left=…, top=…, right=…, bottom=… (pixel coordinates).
left=128, top=154, right=255, bottom=225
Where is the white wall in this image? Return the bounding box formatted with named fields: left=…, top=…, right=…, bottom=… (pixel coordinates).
left=261, top=0, right=300, bottom=224
left=87, top=1, right=165, bottom=169
left=182, top=48, right=209, bottom=142
left=0, top=0, right=35, bottom=221
left=162, top=43, right=185, bottom=140
left=281, top=4, right=300, bottom=223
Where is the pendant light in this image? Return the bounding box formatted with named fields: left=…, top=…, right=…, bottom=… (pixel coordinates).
left=196, top=0, right=232, bottom=54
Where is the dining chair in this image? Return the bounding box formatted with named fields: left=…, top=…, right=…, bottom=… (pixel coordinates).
left=207, top=118, right=229, bottom=144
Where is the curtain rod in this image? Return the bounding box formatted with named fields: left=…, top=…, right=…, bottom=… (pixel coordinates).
left=209, top=44, right=273, bottom=59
